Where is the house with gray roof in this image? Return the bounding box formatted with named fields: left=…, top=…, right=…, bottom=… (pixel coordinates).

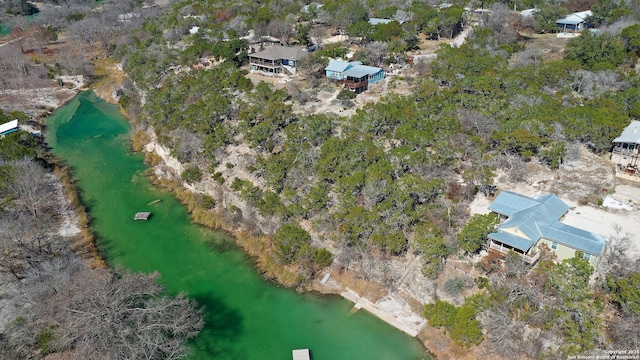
left=249, top=46, right=307, bottom=77
left=556, top=10, right=592, bottom=32
left=612, top=120, right=640, bottom=172
left=487, top=191, right=606, bottom=266
left=324, top=60, right=385, bottom=93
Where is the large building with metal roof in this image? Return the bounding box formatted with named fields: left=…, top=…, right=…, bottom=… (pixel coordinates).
left=487, top=191, right=606, bottom=266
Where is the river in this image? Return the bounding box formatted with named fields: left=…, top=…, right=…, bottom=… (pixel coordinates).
left=45, top=91, right=431, bottom=360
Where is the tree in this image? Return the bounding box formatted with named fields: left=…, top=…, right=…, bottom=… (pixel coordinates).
left=181, top=166, right=203, bottom=184
left=621, top=24, right=640, bottom=55
left=539, top=140, right=567, bottom=169
left=458, top=213, right=500, bottom=254
left=534, top=4, right=568, bottom=33
left=35, top=267, right=204, bottom=359
left=608, top=272, right=640, bottom=316
left=564, top=31, right=626, bottom=70
left=5, top=158, right=55, bottom=219
left=423, top=298, right=483, bottom=347
left=274, top=224, right=311, bottom=264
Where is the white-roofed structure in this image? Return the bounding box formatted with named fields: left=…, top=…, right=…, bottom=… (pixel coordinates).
left=556, top=10, right=592, bottom=32
left=0, top=119, right=18, bottom=137
left=519, top=8, right=539, bottom=17
left=292, top=349, right=310, bottom=360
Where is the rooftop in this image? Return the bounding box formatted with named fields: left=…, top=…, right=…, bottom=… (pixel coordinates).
left=613, top=120, right=640, bottom=145
left=489, top=191, right=606, bottom=255
left=557, top=10, right=592, bottom=25
left=324, top=60, right=360, bottom=72
left=0, top=119, right=18, bottom=135
left=249, top=46, right=306, bottom=61
left=343, top=65, right=383, bottom=78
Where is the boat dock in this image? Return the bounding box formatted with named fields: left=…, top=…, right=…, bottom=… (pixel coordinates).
left=134, top=212, right=151, bottom=220
left=292, top=349, right=310, bottom=360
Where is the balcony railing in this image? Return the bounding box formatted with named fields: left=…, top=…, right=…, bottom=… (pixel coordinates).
left=249, top=58, right=280, bottom=67
left=343, top=79, right=368, bottom=89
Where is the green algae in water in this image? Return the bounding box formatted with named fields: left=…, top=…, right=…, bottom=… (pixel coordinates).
left=46, top=91, right=431, bottom=360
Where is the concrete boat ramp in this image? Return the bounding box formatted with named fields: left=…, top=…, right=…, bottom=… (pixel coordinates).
left=341, top=289, right=426, bottom=337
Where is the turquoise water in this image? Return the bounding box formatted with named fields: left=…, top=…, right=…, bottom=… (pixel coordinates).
left=0, top=24, right=10, bottom=37
left=45, top=91, right=430, bottom=360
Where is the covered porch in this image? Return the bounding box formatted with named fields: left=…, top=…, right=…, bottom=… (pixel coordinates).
left=343, top=75, right=368, bottom=93
left=488, top=239, right=540, bottom=264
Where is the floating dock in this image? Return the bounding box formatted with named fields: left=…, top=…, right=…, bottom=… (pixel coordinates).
left=134, top=212, right=151, bottom=220
left=147, top=199, right=162, bottom=206
left=292, top=349, right=310, bottom=360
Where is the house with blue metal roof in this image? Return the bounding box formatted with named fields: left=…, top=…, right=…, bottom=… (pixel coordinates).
left=324, top=60, right=385, bottom=93
left=487, top=191, right=606, bottom=266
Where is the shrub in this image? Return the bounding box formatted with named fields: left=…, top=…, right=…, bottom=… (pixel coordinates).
left=337, top=89, right=356, bottom=100
left=181, top=166, right=203, bottom=184
left=200, top=194, right=216, bottom=210
left=274, top=224, right=311, bottom=264
left=423, top=297, right=484, bottom=347
left=212, top=171, right=225, bottom=184
left=313, top=247, right=333, bottom=267
left=444, top=277, right=467, bottom=296
left=458, top=213, right=500, bottom=254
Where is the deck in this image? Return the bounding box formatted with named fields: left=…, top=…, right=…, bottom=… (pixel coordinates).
left=292, top=349, right=310, bottom=360
left=134, top=212, right=151, bottom=220
left=489, top=241, right=540, bottom=264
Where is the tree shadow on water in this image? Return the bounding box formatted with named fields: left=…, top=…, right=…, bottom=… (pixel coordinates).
left=189, top=293, right=246, bottom=359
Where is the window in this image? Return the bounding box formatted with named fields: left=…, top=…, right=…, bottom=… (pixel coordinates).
left=551, top=242, right=558, bottom=250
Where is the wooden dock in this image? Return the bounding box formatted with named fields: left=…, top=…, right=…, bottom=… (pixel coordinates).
left=292, top=349, right=310, bottom=360
left=134, top=212, right=151, bottom=220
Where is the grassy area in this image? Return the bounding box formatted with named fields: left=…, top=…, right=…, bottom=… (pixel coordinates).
left=91, top=58, right=126, bottom=102
left=53, top=165, right=106, bottom=269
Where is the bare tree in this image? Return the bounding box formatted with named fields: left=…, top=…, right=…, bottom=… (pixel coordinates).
left=358, top=41, right=388, bottom=67
left=479, top=308, right=527, bottom=358
left=457, top=108, right=498, bottom=143
left=171, top=127, right=205, bottom=165
left=597, top=224, right=640, bottom=279
left=5, top=158, right=55, bottom=219
left=36, top=267, right=204, bottom=360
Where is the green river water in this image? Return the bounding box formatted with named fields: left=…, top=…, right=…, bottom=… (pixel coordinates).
left=45, top=91, right=430, bottom=360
